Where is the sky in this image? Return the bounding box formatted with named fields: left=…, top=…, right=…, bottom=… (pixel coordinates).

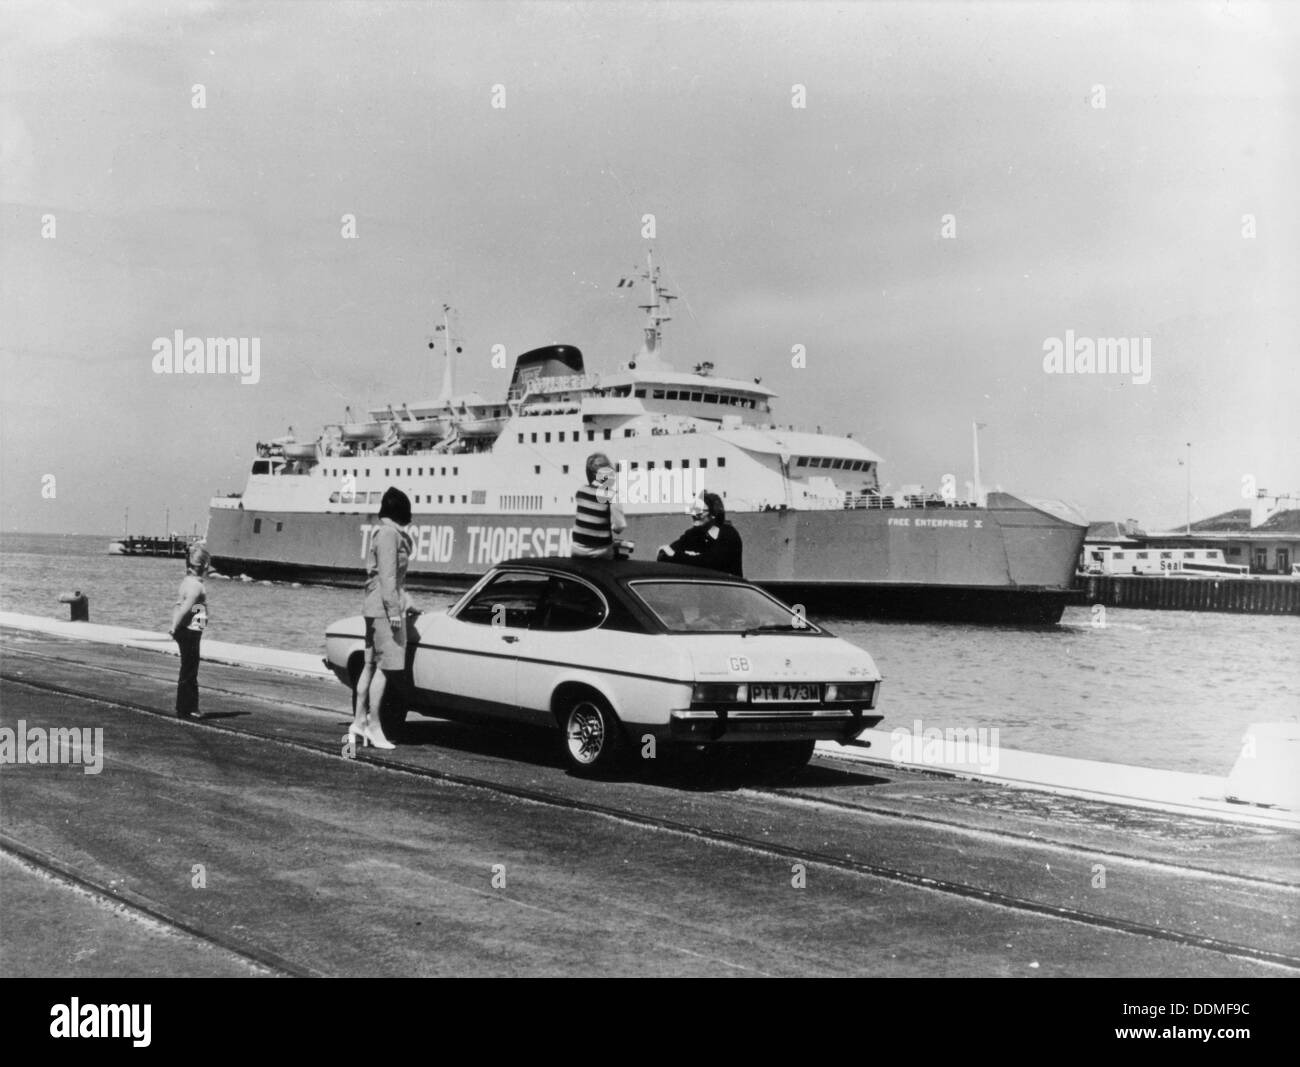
left=2, top=0, right=1296, bottom=536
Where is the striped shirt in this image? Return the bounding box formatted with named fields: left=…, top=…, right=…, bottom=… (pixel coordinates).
left=571, top=483, right=614, bottom=556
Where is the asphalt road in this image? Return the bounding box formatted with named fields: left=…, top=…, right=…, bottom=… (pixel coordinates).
left=1, top=627, right=1296, bottom=977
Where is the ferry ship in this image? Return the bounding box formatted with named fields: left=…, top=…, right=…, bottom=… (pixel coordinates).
left=206, top=255, right=1087, bottom=622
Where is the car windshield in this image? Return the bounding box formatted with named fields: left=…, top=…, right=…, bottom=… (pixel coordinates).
left=630, top=580, right=818, bottom=634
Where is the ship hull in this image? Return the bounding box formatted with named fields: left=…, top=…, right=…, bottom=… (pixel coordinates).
left=207, top=493, right=1084, bottom=623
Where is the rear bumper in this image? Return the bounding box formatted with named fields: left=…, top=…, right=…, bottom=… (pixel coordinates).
left=663, top=708, right=883, bottom=744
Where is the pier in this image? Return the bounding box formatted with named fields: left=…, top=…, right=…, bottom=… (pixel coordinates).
left=1076, top=574, right=1300, bottom=615
left=2, top=611, right=1296, bottom=978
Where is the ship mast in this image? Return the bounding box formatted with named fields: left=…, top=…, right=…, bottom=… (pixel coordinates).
left=636, top=249, right=676, bottom=363
left=435, top=303, right=454, bottom=405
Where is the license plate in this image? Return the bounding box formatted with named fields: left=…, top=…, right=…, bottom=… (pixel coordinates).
left=751, top=683, right=820, bottom=703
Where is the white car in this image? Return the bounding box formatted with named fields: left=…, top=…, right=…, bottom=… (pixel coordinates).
left=325, top=557, right=884, bottom=776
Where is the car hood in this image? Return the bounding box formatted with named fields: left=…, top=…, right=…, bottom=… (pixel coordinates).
left=683, top=634, right=881, bottom=682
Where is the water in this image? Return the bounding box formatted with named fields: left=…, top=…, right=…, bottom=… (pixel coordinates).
left=2, top=532, right=1297, bottom=776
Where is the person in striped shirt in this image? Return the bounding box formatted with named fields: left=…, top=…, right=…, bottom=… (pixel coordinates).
left=571, top=452, right=626, bottom=559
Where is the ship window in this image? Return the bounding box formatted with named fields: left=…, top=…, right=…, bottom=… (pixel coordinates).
left=691, top=392, right=702, bottom=402
left=384, top=468, right=389, bottom=476
left=635, top=389, right=646, bottom=398
left=441, top=467, right=447, bottom=476
left=253, top=519, right=262, bottom=533
left=704, top=393, right=718, bottom=403
left=562, top=465, right=569, bottom=474
left=699, top=458, right=708, bottom=468
left=365, top=469, right=370, bottom=477
left=518, top=434, right=524, bottom=444
left=1136, top=552, right=1148, bottom=559
left=438, top=495, right=444, bottom=503
left=1113, top=552, right=1125, bottom=559
left=494, top=408, right=502, bottom=418
left=252, top=461, right=270, bottom=474
left=275, top=521, right=283, bottom=533
left=587, top=431, right=595, bottom=442
left=454, top=467, right=458, bottom=476
left=1184, top=551, right=1196, bottom=559
left=535, top=466, right=541, bottom=474
left=664, top=460, right=672, bottom=470
left=833, top=459, right=845, bottom=469
left=653, top=389, right=665, bottom=399
left=461, top=495, right=468, bottom=503
left=329, top=492, right=340, bottom=503
left=630, top=462, right=639, bottom=471
left=558, top=432, right=565, bottom=442
left=1160, top=552, right=1173, bottom=559
left=604, top=429, right=612, bottom=440
left=666, top=390, right=678, bottom=400
left=647, top=461, right=655, bottom=470
left=1228, top=547, right=1241, bottom=556
left=717, top=457, right=726, bottom=467
left=796, top=457, right=808, bottom=467
left=545, top=433, right=552, bottom=443
left=681, top=459, right=689, bottom=468
left=407, top=468, right=412, bottom=476
left=531, top=433, right=538, bottom=444
left=623, top=429, right=633, bottom=438
left=472, top=490, right=486, bottom=505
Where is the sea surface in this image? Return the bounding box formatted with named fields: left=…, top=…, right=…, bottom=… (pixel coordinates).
left=2, top=532, right=1297, bottom=776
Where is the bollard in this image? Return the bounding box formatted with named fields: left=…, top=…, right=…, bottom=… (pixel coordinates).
left=58, top=591, right=89, bottom=622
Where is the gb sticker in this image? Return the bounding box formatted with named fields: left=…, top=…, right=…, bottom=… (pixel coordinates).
left=728, top=656, right=751, bottom=673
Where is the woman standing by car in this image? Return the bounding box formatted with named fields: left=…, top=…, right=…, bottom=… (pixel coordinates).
left=348, top=487, right=415, bottom=749
left=169, top=542, right=211, bottom=719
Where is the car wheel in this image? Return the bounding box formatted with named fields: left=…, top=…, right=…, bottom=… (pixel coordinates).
left=561, top=694, right=625, bottom=776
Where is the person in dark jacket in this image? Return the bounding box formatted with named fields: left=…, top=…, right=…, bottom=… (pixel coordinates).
left=657, top=491, right=743, bottom=577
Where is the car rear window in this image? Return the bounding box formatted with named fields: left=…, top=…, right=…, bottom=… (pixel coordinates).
left=630, top=580, right=819, bottom=634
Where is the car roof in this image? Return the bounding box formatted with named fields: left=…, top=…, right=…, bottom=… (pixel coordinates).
left=490, top=556, right=748, bottom=586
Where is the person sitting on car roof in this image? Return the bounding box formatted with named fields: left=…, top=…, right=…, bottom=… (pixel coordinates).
left=571, top=452, right=627, bottom=559
left=657, top=491, right=743, bottom=577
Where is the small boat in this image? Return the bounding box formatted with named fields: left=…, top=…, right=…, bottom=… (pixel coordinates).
left=340, top=407, right=387, bottom=443
left=283, top=441, right=319, bottom=461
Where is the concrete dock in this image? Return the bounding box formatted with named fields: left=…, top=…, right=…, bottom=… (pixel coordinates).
left=1, top=614, right=1297, bottom=977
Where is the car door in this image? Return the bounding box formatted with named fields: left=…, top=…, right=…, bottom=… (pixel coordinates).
left=513, top=575, right=611, bottom=723
left=417, top=570, right=548, bottom=722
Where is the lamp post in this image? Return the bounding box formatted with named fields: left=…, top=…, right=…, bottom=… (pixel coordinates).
left=1185, top=442, right=1192, bottom=535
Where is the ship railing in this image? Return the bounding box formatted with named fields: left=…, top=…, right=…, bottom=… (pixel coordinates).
left=842, top=492, right=979, bottom=510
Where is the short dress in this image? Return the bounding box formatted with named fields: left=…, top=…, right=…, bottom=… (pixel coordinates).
left=361, top=519, right=413, bottom=671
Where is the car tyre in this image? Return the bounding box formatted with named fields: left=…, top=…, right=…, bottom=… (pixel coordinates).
left=561, top=693, right=625, bottom=777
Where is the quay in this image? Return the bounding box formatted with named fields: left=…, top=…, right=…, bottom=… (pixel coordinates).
left=2, top=612, right=1297, bottom=977
left=1076, top=574, right=1300, bottom=615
